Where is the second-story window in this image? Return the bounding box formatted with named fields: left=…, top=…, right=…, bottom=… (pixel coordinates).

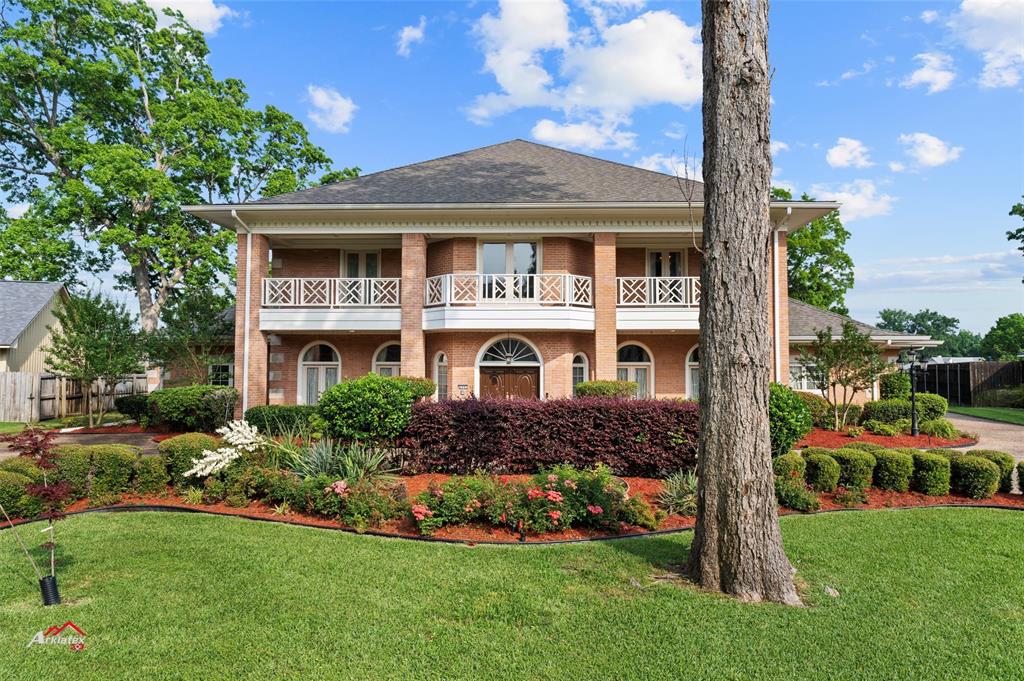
left=481, top=241, right=538, bottom=300
left=648, top=250, right=683, bottom=278
left=345, top=251, right=379, bottom=278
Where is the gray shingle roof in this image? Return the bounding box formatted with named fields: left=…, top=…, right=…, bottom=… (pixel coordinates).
left=257, top=139, right=705, bottom=205
left=788, top=299, right=905, bottom=338
left=0, top=281, right=63, bottom=346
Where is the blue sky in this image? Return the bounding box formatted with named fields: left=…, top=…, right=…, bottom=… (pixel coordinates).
left=34, top=0, right=1024, bottom=332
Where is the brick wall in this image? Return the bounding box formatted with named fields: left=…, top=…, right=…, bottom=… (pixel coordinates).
left=616, top=248, right=646, bottom=277
left=233, top=232, right=270, bottom=414
left=381, top=248, right=401, bottom=278
left=400, top=233, right=426, bottom=377
left=426, top=238, right=476, bottom=276
left=593, top=233, right=618, bottom=380
left=618, top=334, right=698, bottom=398
left=268, top=334, right=400, bottom=404
left=777, top=232, right=790, bottom=382
left=272, top=248, right=339, bottom=278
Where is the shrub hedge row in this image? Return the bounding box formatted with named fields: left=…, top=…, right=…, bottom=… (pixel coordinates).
left=860, top=394, right=948, bottom=425
left=244, top=405, right=317, bottom=435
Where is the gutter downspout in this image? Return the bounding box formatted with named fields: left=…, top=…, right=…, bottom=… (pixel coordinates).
left=231, top=210, right=252, bottom=414
left=773, top=207, right=792, bottom=382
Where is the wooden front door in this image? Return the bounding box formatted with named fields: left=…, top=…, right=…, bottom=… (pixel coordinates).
left=479, top=367, right=540, bottom=399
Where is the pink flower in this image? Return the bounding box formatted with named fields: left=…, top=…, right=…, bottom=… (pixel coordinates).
left=526, top=487, right=544, bottom=501
left=499, top=513, right=507, bottom=523
left=411, top=504, right=433, bottom=521
left=547, top=474, right=558, bottom=483
left=325, top=480, right=349, bottom=497
left=464, top=499, right=482, bottom=513
left=545, top=490, right=564, bottom=503
left=432, top=488, right=444, bottom=499
left=563, top=479, right=577, bottom=490
left=587, top=504, right=603, bottom=515
left=547, top=510, right=561, bottom=524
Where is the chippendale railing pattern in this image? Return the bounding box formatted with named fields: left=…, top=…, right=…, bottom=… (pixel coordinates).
left=424, top=274, right=593, bottom=307
left=616, top=277, right=700, bottom=307
left=262, top=278, right=400, bottom=307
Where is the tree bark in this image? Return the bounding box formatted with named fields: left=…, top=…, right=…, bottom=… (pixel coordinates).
left=686, top=0, right=800, bottom=605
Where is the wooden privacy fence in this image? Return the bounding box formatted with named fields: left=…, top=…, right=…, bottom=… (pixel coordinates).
left=0, top=373, right=149, bottom=423
left=914, top=361, right=1023, bottom=407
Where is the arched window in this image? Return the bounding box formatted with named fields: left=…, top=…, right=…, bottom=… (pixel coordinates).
left=298, top=342, right=341, bottom=405
left=479, top=338, right=540, bottom=365
left=373, top=343, right=401, bottom=377
left=476, top=336, right=542, bottom=399
left=617, top=343, right=653, bottom=398
left=572, top=353, right=589, bottom=395
left=686, top=346, right=700, bottom=400
left=434, top=352, right=449, bottom=401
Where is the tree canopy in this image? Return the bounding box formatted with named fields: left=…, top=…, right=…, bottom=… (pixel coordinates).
left=877, top=308, right=981, bottom=358
left=0, top=0, right=355, bottom=329
left=771, top=187, right=854, bottom=314
left=980, top=313, right=1024, bottom=361
left=1007, top=196, right=1023, bottom=283
left=800, top=321, right=887, bottom=430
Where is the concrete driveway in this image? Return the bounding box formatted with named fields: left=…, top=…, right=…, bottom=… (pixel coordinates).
left=0, top=431, right=160, bottom=458
left=946, top=413, right=1024, bottom=463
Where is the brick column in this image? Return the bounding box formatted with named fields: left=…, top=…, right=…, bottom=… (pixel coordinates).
left=234, top=231, right=270, bottom=415
left=593, top=232, right=618, bottom=380
left=401, top=232, right=427, bottom=377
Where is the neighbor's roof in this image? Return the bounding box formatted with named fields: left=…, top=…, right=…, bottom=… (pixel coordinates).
left=788, top=299, right=939, bottom=347
left=255, top=139, right=705, bottom=205
left=0, top=281, right=64, bottom=347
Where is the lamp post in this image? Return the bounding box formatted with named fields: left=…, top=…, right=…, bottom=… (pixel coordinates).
left=906, top=349, right=920, bottom=437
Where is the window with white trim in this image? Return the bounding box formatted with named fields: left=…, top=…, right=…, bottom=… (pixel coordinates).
left=789, top=360, right=818, bottom=392
left=374, top=344, right=402, bottom=377
left=616, top=344, right=652, bottom=398
left=571, top=353, right=589, bottom=395
left=209, top=362, right=234, bottom=387
left=434, top=353, right=448, bottom=401
left=685, top=346, right=699, bottom=400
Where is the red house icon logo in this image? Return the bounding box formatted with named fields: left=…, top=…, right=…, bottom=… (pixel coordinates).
left=28, top=621, right=86, bottom=650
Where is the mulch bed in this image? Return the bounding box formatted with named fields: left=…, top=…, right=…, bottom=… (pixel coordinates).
left=23, top=473, right=1021, bottom=544
left=797, top=428, right=976, bottom=450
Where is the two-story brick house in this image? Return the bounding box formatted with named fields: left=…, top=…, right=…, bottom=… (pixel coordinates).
left=184, top=140, right=930, bottom=413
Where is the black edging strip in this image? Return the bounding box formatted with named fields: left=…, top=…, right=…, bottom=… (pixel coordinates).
left=2, top=503, right=1023, bottom=547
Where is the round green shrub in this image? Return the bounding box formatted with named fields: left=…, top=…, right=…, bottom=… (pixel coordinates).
left=773, top=451, right=807, bottom=480
left=912, top=451, right=951, bottom=496
left=964, top=450, right=1014, bottom=493
left=315, top=374, right=414, bottom=442
left=804, top=452, right=840, bottom=492
left=864, top=419, right=900, bottom=436
left=135, top=455, right=170, bottom=495
left=949, top=455, right=1000, bottom=499
left=798, top=446, right=837, bottom=458
left=158, top=433, right=219, bottom=486
left=872, top=449, right=914, bottom=492
left=573, top=380, right=637, bottom=398
left=919, top=418, right=960, bottom=440
left=89, top=444, right=140, bottom=495
left=774, top=475, right=820, bottom=512
left=148, top=385, right=238, bottom=432
left=829, top=448, right=876, bottom=490
left=916, top=394, right=948, bottom=421
left=861, top=394, right=948, bottom=426
left=397, top=377, right=437, bottom=401
left=843, top=441, right=884, bottom=452
left=0, top=470, right=41, bottom=518
left=54, top=445, right=93, bottom=498
left=115, top=393, right=151, bottom=424
left=769, top=383, right=813, bottom=457
left=0, top=456, right=43, bottom=483
left=879, top=371, right=911, bottom=400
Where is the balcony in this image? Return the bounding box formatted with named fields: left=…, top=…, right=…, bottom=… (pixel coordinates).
left=259, top=277, right=402, bottom=332
left=423, top=274, right=595, bottom=331
left=616, top=276, right=700, bottom=330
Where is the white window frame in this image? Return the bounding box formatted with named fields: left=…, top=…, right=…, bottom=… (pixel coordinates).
left=645, top=249, right=686, bottom=278
left=477, top=240, right=543, bottom=274
left=571, top=353, right=589, bottom=396
left=208, top=361, right=234, bottom=388
left=789, top=359, right=818, bottom=393
left=297, top=341, right=342, bottom=405
left=340, top=250, right=382, bottom=278
left=616, top=342, right=654, bottom=399
left=685, top=345, right=699, bottom=400
left=434, top=352, right=449, bottom=401
left=373, top=342, right=402, bottom=377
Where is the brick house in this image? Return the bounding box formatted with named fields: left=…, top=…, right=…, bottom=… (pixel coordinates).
left=183, top=140, right=932, bottom=413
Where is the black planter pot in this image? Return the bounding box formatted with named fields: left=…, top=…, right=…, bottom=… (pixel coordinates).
left=39, top=575, right=61, bottom=606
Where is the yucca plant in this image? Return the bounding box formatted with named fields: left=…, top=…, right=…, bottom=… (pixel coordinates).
left=657, top=469, right=699, bottom=516
left=290, top=440, right=398, bottom=484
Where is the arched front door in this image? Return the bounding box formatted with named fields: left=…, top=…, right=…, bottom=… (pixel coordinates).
left=477, top=338, right=541, bottom=399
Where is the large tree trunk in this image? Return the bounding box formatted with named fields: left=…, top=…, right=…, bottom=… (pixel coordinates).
left=686, top=0, right=800, bottom=605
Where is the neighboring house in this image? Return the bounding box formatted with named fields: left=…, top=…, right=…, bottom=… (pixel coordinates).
left=184, top=139, right=902, bottom=412
left=0, top=281, right=66, bottom=373
left=788, top=299, right=938, bottom=402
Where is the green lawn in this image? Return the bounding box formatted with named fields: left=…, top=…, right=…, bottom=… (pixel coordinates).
left=949, top=406, right=1024, bottom=426
left=1, top=509, right=1021, bottom=679
left=0, top=412, right=127, bottom=435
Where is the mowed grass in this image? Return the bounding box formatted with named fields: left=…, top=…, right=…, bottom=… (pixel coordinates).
left=950, top=406, right=1024, bottom=427
left=1, top=508, right=1022, bottom=680
left=0, top=412, right=127, bottom=435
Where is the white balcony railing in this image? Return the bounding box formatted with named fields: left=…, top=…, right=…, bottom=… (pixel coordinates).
left=262, top=278, right=400, bottom=307
left=616, top=276, right=700, bottom=307
left=425, top=274, right=593, bottom=307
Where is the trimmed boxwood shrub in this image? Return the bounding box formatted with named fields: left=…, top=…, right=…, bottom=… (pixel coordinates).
left=403, top=398, right=699, bottom=477
left=158, top=433, right=218, bottom=486
left=804, top=452, right=840, bottom=492
left=912, top=451, right=951, bottom=496
left=861, top=394, right=948, bottom=425
left=843, top=441, right=884, bottom=452
left=0, top=470, right=41, bottom=518
left=769, top=383, right=813, bottom=457
left=795, top=391, right=862, bottom=430
left=829, top=448, right=876, bottom=490
left=315, top=374, right=414, bottom=442
left=135, top=456, right=170, bottom=495
left=244, top=405, right=317, bottom=436
left=773, top=451, right=806, bottom=479
left=148, top=385, right=238, bottom=432
left=949, top=455, right=1000, bottom=499
left=54, top=445, right=93, bottom=498
left=864, top=419, right=901, bottom=436
left=115, top=393, right=151, bottom=424
left=879, top=371, right=911, bottom=400
left=919, top=418, right=960, bottom=440
left=775, top=474, right=820, bottom=512
left=0, top=456, right=44, bottom=483
left=872, top=449, right=914, bottom=492
left=89, top=445, right=140, bottom=495
left=962, top=450, right=1014, bottom=494
left=574, top=380, right=638, bottom=398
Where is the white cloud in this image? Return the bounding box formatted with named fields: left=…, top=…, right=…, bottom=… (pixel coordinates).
left=531, top=118, right=636, bottom=150
left=5, top=202, right=29, bottom=218
left=633, top=152, right=701, bottom=180
left=809, top=180, right=896, bottom=222
left=888, top=161, right=906, bottom=172
left=920, top=9, right=939, bottom=23
left=663, top=122, right=686, bottom=140
left=878, top=250, right=1018, bottom=266
left=306, top=85, right=357, bottom=134
left=770, top=141, right=789, bottom=156
left=901, top=52, right=956, bottom=93
left=898, top=132, right=964, bottom=167
left=145, top=0, right=237, bottom=34
left=949, top=0, right=1024, bottom=88
left=856, top=251, right=1024, bottom=292
left=396, top=16, right=427, bottom=58
left=826, top=137, right=873, bottom=168
left=841, top=61, right=876, bottom=80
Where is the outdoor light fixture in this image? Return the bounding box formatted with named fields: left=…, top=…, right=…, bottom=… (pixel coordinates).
left=906, top=349, right=921, bottom=436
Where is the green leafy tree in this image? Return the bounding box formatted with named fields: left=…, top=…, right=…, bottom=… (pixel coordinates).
left=1007, top=196, right=1023, bottom=283
left=45, top=292, right=145, bottom=427
left=0, top=205, right=87, bottom=285
left=145, top=285, right=234, bottom=385
left=319, top=168, right=361, bottom=185
left=940, top=329, right=984, bottom=357
left=877, top=308, right=976, bottom=358
left=980, top=313, right=1024, bottom=360
left=0, top=0, right=354, bottom=331
left=800, top=321, right=888, bottom=430
left=772, top=188, right=854, bottom=314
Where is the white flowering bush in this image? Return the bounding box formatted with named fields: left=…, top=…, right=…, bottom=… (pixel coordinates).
left=184, top=420, right=266, bottom=478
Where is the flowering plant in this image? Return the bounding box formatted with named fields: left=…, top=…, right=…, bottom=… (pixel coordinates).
left=184, top=420, right=267, bottom=478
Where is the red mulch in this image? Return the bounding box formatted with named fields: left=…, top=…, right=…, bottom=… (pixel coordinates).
left=27, top=474, right=1022, bottom=544
left=797, top=427, right=976, bottom=450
